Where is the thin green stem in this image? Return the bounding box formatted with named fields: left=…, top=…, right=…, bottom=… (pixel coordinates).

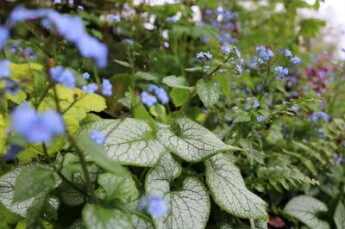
left=52, top=84, right=97, bottom=203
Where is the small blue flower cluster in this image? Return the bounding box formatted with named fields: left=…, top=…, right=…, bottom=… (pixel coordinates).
left=81, top=83, right=98, bottom=94
left=283, top=49, right=302, bottom=64
left=203, top=8, right=239, bottom=45
left=274, top=66, right=289, bottom=77
left=196, top=51, right=213, bottom=60
left=141, top=84, right=169, bottom=107
left=139, top=195, right=168, bottom=217
left=1, top=6, right=108, bottom=68
left=102, top=79, right=112, bottom=96
left=0, top=60, right=20, bottom=95
left=90, top=130, right=106, bottom=145
left=50, top=66, right=76, bottom=88
left=256, top=46, right=274, bottom=61
left=11, top=103, right=65, bottom=143
left=166, top=16, right=178, bottom=23
left=310, top=111, right=329, bottom=123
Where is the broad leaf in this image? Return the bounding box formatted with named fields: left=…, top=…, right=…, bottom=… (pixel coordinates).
left=157, top=118, right=240, bottom=162
left=196, top=79, right=221, bottom=107
left=146, top=153, right=210, bottom=229
left=0, top=166, right=54, bottom=217
left=135, top=71, right=159, bottom=81
left=82, top=204, right=132, bottom=229
left=169, top=88, right=189, bottom=107
left=78, top=118, right=165, bottom=166
left=334, top=201, right=345, bottom=229
left=14, top=165, right=56, bottom=202
left=77, top=135, right=126, bottom=175
left=205, top=153, right=268, bottom=220
left=162, top=76, right=193, bottom=90
left=284, top=195, right=329, bottom=229
left=98, top=172, right=139, bottom=203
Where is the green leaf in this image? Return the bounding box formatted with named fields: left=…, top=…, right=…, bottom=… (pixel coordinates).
left=135, top=71, right=159, bottom=81
left=284, top=195, right=329, bottom=229
left=98, top=172, right=139, bottom=203
left=162, top=75, right=193, bottom=90
left=205, top=153, right=268, bottom=220
left=254, top=220, right=268, bottom=229
left=78, top=119, right=165, bottom=166
left=184, top=67, right=202, bottom=72
left=113, top=59, right=132, bottom=68
left=334, top=201, right=345, bottom=229
left=14, top=165, right=56, bottom=202
left=196, top=79, right=221, bottom=107
left=169, top=88, right=189, bottom=107
left=76, top=135, right=126, bottom=175
left=145, top=153, right=210, bottom=229
left=0, top=166, right=53, bottom=217
left=157, top=118, right=241, bottom=162
left=82, top=204, right=132, bottom=229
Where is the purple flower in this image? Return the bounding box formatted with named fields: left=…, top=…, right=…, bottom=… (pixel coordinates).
left=82, top=83, right=98, bottom=94
left=256, top=46, right=274, bottom=60
left=139, top=195, right=168, bottom=217
left=11, top=103, right=65, bottom=143
left=166, top=16, right=178, bottom=22
left=0, top=60, right=11, bottom=78
left=141, top=91, right=157, bottom=107
left=101, top=79, right=112, bottom=96
left=50, top=66, right=76, bottom=88
left=291, top=56, right=301, bottom=64
left=0, top=26, right=9, bottom=50
left=221, top=45, right=231, bottom=54
left=90, top=130, right=105, bottom=145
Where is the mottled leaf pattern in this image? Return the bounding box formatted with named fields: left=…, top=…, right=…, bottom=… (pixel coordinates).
left=205, top=153, right=268, bottom=219
left=196, top=79, right=221, bottom=107
left=146, top=153, right=210, bottom=229
left=284, top=195, right=329, bottom=229
left=78, top=119, right=165, bottom=166
left=82, top=204, right=132, bottom=229
left=157, top=118, right=240, bottom=162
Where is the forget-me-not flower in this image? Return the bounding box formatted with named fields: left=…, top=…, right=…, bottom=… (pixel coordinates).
left=90, top=130, right=106, bottom=145
left=101, top=79, right=112, bottom=96
left=49, top=66, right=76, bottom=88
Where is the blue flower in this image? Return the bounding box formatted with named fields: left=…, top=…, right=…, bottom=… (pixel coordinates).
left=82, top=83, right=98, bottom=94
left=90, top=130, right=105, bottom=145
left=253, top=100, right=260, bottom=109
left=221, top=45, right=231, bottom=54
left=148, top=84, right=169, bottom=104
left=284, top=49, right=292, bottom=57
left=5, top=80, right=19, bottom=95
left=163, top=42, right=169, bottom=48
left=3, top=145, right=23, bottom=162
left=49, top=14, right=85, bottom=43
left=7, top=6, right=49, bottom=28
left=141, top=91, right=157, bottom=107
left=166, top=16, right=178, bottom=22
left=82, top=72, right=90, bottom=79
left=11, top=103, right=65, bottom=143
left=24, top=47, right=36, bottom=59
left=49, top=66, right=76, bottom=88
left=256, top=46, right=274, bottom=60
left=102, top=79, right=112, bottom=96
left=0, top=60, right=11, bottom=78
left=257, top=115, right=264, bottom=122
left=77, top=35, right=108, bottom=68
left=0, top=26, right=9, bottom=50
left=291, top=56, right=301, bottom=64
left=107, top=14, right=121, bottom=22
left=139, top=195, right=168, bottom=217
left=292, top=105, right=299, bottom=111
left=274, top=66, right=288, bottom=77
left=123, top=39, right=134, bottom=45
left=53, top=0, right=62, bottom=3
left=196, top=51, right=213, bottom=60
left=311, top=111, right=329, bottom=123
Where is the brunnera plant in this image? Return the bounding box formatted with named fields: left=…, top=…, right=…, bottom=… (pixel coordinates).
left=0, top=1, right=344, bottom=229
